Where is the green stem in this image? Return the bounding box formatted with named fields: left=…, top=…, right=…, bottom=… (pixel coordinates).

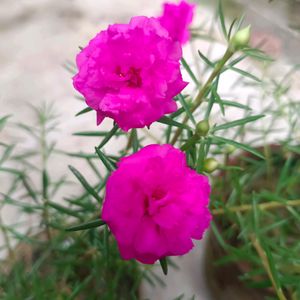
left=125, top=131, right=133, bottom=154
left=264, top=143, right=273, bottom=181
left=212, top=199, right=300, bottom=215
left=40, top=118, right=51, bottom=241
left=250, top=235, right=287, bottom=300
left=0, top=212, right=15, bottom=261
left=171, top=48, right=234, bottom=145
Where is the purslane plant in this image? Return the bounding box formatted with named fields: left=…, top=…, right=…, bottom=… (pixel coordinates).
left=0, top=107, right=147, bottom=299
left=69, top=0, right=267, bottom=275
left=1, top=0, right=296, bottom=299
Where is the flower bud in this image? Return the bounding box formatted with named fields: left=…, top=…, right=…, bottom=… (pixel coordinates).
left=203, top=158, right=219, bottom=173
left=230, top=26, right=251, bottom=51
left=224, top=145, right=236, bottom=154
left=196, top=120, right=210, bottom=137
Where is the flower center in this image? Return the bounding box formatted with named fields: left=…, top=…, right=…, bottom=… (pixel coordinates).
left=151, top=188, right=167, bottom=201
left=116, top=66, right=142, bottom=88
left=144, top=188, right=167, bottom=216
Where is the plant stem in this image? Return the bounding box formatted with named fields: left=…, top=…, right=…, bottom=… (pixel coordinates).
left=170, top=48, right=234, bottom=145
left=250, top=235, right=287, bottom=300
left=0, top=212, right=15, bottom=261
left=40, top=116, right=51, bottom=241
left=212, top=199, right=300, bottom=215
left=125, top=131, right=133, bottom=153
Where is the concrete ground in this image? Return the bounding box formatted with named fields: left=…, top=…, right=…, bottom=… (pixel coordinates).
left=1, top=0, right=299, bottom=299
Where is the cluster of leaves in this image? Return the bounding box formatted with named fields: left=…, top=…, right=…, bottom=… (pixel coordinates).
left=200, top=3, right=300, bottom=300
left=67, top=1, right=289, bottom=295
left=210, top=144, right=300, bottom=300
left=0, top=107, right=160, bottom=300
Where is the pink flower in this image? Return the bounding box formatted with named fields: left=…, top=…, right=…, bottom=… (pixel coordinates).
left=73, top=16, right=187, bottom=131
left=158, top=0, right=196, bottom=45
left=101, top=144, right=211, bottom=264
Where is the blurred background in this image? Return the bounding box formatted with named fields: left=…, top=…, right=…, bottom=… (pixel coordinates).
left=1, top=0, right=300, bottom=299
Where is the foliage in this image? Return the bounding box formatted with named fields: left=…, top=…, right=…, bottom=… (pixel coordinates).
left=0, top=106, right=149, bottom=300
left=0, top=1, right=299, bottom=299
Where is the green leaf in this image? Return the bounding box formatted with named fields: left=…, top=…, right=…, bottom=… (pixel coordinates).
left=159, top=257, right=168, bottom=275
left=211, top=84, right=225, bottom=116
left=68, top=274, right=94, bottom=300
left=262, top=241, right=282, bottom=291
left=180, top=135, right=199, bottom=152
left=131, top=129, right=139, bottom=152
left=98, top=123, right=119, bottom=149
left=228, top=54, right=247, bottom=68
left=48, top=201, right=83, bottom=219
left=75, top=107, right=93, bottom=116
left=213, top=114, right=265, bottom=132
left=243, top=48, right=274, bottom=62
left=218, top=165, right=243, bottom=171
left=21, top=175, right=39, bottom=203
left=73, top=131, right=113, bottom=137
left=1, top=193, right=42, bottom=211
left=86, top=158, right=102, bottom=179
left=42, top=170, right=49, bottom=199
left=157, top=116, right=192, bottom=131
left=169, top=107, right=186, bottom=120
left=205, top=91, right=215, bottom=120
left=181, top=57, right=199, bottom=87
left=143, top=272, right=156, bottom=287
left=65, top=196, right=95, bottom=212
left=66, top=219, right=105, bottom=231
left=220, top=100, right=251, bottom=110
left=0, top=115, right=10, bottom=132
left=4, top=226, right=39, bottom=244
left=261, top=218, right=289, bottom=234
left=227, top=18, right=238, bottom=40
left=236, top=14, right=245, bottom=31
left=0, top=167, right=23, bottom=176
left=275, top=156, right=293, bottom=195
left=210, top=222, right=227, bottom=249
left=212, top=136, right=265, bottom=159
left=286, top=145, right=300, bottom=155
left=198, top=50, right=214, bottom=68
left=148, top=270, right=166, bottom=287
left=50, top=175, right=69, bottom=198
left=196, top=139, right=206, bottom=173
left=95, top=147, right=116, bottom=172
left=251, top=194, right=260, bottom=233
left=68, top=165, right=102, bottom=203
left=66, top=152, right=98, bottom=159
left=217, top=0, right=227, bottom=39
left=228, top=66, right=262, bottom=82
left=0, top=145, right=14, bottom=165
left=178, top=94, right=196, bottom=125
left=165, top=124, right=172, bottom=143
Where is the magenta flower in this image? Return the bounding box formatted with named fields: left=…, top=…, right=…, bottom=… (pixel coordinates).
left=101, top=144, right=211, bottom=264
left=73, top=16, right=187, bottom=131
left=158, top=0, right=196, bottom=45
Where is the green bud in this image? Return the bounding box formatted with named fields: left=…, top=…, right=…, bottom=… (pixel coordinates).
left=224, top=145, right=236, bottom=154
left=203, top=158, right=219, bottom=173
left=196, top=120, right=210, bottom=137
left=230, top=26, right=251, bottom=51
